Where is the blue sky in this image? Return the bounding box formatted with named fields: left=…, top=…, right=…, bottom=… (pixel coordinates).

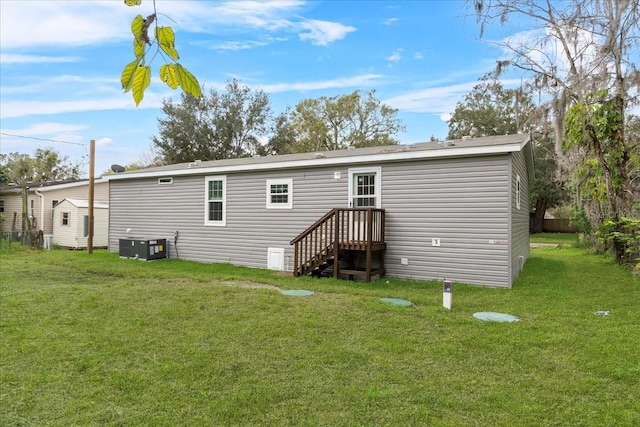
left=0, top=0, right=529, bottom=177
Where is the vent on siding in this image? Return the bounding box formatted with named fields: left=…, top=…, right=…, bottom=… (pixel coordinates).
left=158, top=177, right=173, bottom=185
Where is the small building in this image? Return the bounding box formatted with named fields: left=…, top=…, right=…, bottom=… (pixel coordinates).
left=0, top=179, right=109, bottom=240
left=106, top=134, right=534, bottom=288
left=52, top=198, right=109, bottom=249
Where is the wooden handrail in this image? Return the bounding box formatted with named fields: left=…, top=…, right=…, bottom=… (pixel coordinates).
left=289, top=208, right=338, bottom=245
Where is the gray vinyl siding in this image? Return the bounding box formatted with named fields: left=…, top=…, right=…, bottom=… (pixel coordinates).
left=109, top=155, right=514, bottom=287
left=382, top=156, right=511, bottom=287
left=509, top=150, right=530, bottom=286
left=109, top=167, right=349, bottom=269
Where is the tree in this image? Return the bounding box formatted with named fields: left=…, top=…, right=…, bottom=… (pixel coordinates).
left=0, top=149, right=81, bottom=244
left=472, top=0, right=640, bottom=256
left=565, top=90, right=638, bottom=262
left=264, top=110, right=299, bottom=155
left=152, top=79, right=274, bottom=164
left=447, top=73, right=535, bottom=140
left=0, top=164, right=8, bottom=185
left=472, top=0, right=640, bottom=162
left=446, top=73, right=566, bottom=231
left=121, top=0, right=201, bottom=105
left=287, top=90, right=405, bottom=153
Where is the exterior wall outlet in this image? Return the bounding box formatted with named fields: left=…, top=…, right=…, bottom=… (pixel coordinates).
left=432, top=238, right=441, bottom=247
left=400, top=257, right=409, bottom=265
left=334, top=171, right=341, bottom=179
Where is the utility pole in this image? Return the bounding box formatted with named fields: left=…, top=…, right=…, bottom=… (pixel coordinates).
left=87, top=139, right=95, bottom=254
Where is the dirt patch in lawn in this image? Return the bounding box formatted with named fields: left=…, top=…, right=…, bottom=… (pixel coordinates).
left=220, top=280, right=280, bottom=291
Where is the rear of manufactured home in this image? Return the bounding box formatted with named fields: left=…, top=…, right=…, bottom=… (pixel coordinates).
left=107, top=134, right=532, bottom=287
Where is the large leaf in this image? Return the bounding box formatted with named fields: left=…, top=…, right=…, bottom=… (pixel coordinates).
left=160, top=64, right=180, bottom=89
left=120, top=59, right=140, bottom=92
left=132, top=65, right=151, bottom=106
left=176, top=64, right=202, bottom=98
left=156, top=26, right=179, bottom=60
left=124, top=0, right=142, bottom=6
left=131, top=15, right=144, bottom=39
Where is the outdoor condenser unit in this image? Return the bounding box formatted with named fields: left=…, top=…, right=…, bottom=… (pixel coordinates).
left=119, top=238, right=167, bottom=260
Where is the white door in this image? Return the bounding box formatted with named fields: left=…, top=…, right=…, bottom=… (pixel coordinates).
left=347, top=167, right=381, bottom=241
left=348, top=167, right=381, bottom=209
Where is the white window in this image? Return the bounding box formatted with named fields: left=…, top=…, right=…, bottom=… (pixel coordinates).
left=205, top=176, right=226, bottom=226
left=83, top=215, right=89, bottom=237
left=61, top=212, right=70, bottom=226
left=266, top=179, right=293, bottom=209
left=158, top=177, right=173, bottom=185
left=516, top=174, right=521, bottom=210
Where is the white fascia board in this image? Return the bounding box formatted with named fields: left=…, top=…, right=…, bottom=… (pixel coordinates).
left=106, top=138, right=529, bottom=181
left=36, top=178, right=107, bottom=192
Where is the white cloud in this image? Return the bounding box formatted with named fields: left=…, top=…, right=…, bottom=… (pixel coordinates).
left=384, top=82, right=479, bottom=114
left=0, top=54, right=80, bottom=64
left=209, top=40, right=272, bottom=51
left=0, top=93, right=163, bottom=119
left=0, top=1, right=131, bottom=49
left=95, top=137, right=114, bottom=147
left=0, top=0, right=354, bottom=55
left=381, top=18, right=399, bottom=25
left=1, top=75, right=119, bottom=97
left=413, top=51, right=424, bottom=60
left=385, top=78, right=525, bottom=115
left=497, top=27, right=601, bottom=81
left=257, top=74, right=383, bottom=93
left=298, top=20, right=356, bottom=46
left=3, top=123, right=88, bottom=136
left=386, top=50, right=402, bottom=62
left=197, top=36, right=289, bottom=51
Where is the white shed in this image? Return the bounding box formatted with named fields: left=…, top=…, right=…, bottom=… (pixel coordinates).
left=52, top=198, right=109, bottom=249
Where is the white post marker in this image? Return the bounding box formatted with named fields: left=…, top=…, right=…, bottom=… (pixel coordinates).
left=443, top=280, right=452, bottom=310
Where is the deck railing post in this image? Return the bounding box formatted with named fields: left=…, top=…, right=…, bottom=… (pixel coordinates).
left=333, top=209, right=340, bottom=278
left=366, top=208, right=373, bottom=281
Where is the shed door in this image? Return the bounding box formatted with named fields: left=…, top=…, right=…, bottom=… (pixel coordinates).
left=348, top=167, right=382, bottom=209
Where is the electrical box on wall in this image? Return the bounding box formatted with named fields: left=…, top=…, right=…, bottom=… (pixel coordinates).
left=432, top=238, right=441, bottom=247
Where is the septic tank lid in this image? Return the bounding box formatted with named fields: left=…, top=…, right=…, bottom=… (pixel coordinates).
left=473, top=312, right=520, bottom=322
left=380, top=297, right=412, bottom=307
left=280, top=289, right=314, bottom=296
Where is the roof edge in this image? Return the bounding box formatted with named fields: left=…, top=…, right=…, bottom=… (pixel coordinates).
left=106, top=135, right=531, bottom=181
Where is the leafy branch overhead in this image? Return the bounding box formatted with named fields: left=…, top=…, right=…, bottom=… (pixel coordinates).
left=122, top=0, right=201, bottom=106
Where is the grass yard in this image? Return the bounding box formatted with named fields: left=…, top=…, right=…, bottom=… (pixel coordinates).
left=1, top=236, right=639, bottom=426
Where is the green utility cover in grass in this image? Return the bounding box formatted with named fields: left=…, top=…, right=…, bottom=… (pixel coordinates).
left=380, top=298, right=413, bottom=307
left=280, top=289, right=314, bottom=296
left=473, top=312, right=520, bottom=322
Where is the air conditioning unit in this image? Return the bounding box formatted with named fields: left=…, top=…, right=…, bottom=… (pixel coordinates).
left=119, top=238, right=167, bottom=260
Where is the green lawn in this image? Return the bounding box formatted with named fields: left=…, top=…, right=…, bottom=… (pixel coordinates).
left=529, top=232, right=579, bottom=245
left=1, top=238, right=639, bottom=426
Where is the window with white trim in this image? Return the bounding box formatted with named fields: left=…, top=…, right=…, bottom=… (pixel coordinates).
left=0, top=199, right=4, bottom=213
left=266, top=178, right=293, bottom=209
left=205, top=176, right=226, bottom=226
left=61, top=212, right=70, bottom=226
left=516, top=174, right=521, bottom=210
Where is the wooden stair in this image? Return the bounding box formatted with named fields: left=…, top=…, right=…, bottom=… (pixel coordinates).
left=290, top=208, right=386, bottom=282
